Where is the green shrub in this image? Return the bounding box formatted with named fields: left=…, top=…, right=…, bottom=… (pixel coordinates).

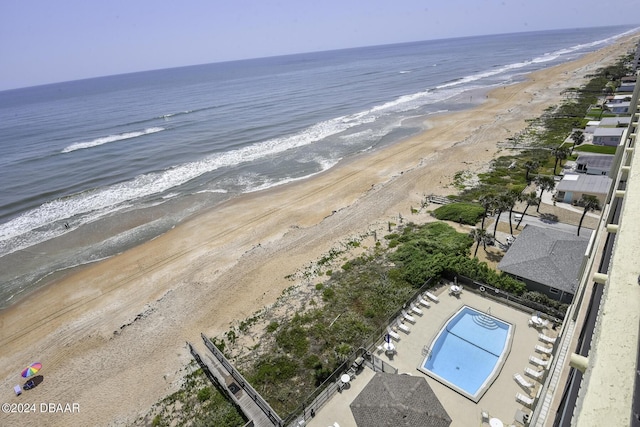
left=275, top=324, right=309, bottom=357
left=197, top=387, right=212, bottom=402
left=266, top=321, right=279, bottom=333
left=322, top=287, right=335, bottom=301
left=432, top=202, right=485, bottom=225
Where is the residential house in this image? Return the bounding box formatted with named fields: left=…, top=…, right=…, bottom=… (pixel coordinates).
left=597, top=116, right=631, bottom=128
left=609, top=94, right=632, bottom=103
left=617, top=82, right=636, bottom=93
left=604, top=101, right=630, bottom=114
left=584, top=120, right=600, bottom=134
left=555, top=174, right=612, bottom=205
left=592, top=127, right=624, bottom=146
left=497, top=225, right=589, bottom=303
left=574, top=154, right=614, bottom=176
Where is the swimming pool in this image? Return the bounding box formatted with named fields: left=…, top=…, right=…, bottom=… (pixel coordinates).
left=418, top=305, right=513, bottom=402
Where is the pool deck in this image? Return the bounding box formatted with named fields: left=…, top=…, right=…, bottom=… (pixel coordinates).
left=307, top=284, right=556, bottom=427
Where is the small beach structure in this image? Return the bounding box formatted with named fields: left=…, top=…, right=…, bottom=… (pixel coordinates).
left=349, top=372, right=451, bottom=427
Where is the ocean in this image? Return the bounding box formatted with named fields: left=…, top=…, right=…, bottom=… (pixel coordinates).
left=0, top=25, right=636, bottom=308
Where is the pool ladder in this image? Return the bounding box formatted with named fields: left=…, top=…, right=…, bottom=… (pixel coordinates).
left=422, top=345, right=432, bottom=360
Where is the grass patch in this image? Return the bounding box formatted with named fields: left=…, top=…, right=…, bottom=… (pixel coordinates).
left=573, top=144, right=617, bottom=155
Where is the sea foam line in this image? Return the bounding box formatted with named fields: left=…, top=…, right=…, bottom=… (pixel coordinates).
left=61, top=127, right=165, bottom=153
left=0, top=111, right=373, bottom=256
left=434, top=28, right=632, bottom=91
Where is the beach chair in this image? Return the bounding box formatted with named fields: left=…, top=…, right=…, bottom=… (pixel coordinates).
left=513, top=373, right=534, bottom=389
left=525, top=367, right=544, bottom=381
left=539, top=333, right=557, bottom=344
left=396, top=321, right=410, bottom=334
left=410, top=304, right=423, bottom=316
left=401, top=310, right=416, bottom=323
left=516, top=392, right=534, bottom=407
left=425, top=291, right=439, bottom=302
left=535, top=345, right=553, bottom=355
left=386, top=328, right=400, bottom=341
left=529, top=355, right=549, bottom=367
left=481, top=410, right=490, bottom=423
left=418, top=297, right=431, bottom=308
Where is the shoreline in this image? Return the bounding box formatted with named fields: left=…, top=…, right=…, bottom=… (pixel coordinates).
left=1, top=34, right=638, bottom=426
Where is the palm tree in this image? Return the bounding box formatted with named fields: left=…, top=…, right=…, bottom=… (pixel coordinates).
left=535, top=175, right=555, bottom=213
left=478, top=194, right=495, bottom=230
left=472, top=228, right=489, bottom=258
left=492, top=193, right=512, bottom=238
left=552, top=146, right=570, bottom=175
left=570, top=130, right=584, bottom=155
left=523, top=160, right=539, bottom=183
left=516, top=191, right=540, bottom=229
left=505, top=189, right=522, bottom=235
left=577, top=195, right=600, bottom=236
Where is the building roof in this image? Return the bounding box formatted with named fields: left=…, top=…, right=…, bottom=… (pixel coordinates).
left=497, top=225, right=589, bottom=294
left=575, top=154, right=614, bottom=170
left=592, top=127, right=625, bottom=137
left=556, top=174, right=612, bottom=195
left=350, top=372, right=451, bottom=427
left=598, top=116, right=631, bottom=127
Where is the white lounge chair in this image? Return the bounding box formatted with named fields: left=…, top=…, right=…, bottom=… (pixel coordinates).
left=535, top=345, right=553, bottom=355
left=386, top=328, right=400, bottom=341
left=529, top=355, right=549, bottom=367
left=418, top=297, right=431, bottom=308
left=410, top=304, right=423, bottom=316
left=539, top=333, right=556, bottom=344
left=401, top=310, right=416, bottom=323
left=513, top=373, right=534, bottom=389
left=425, top=291, right=439, bottom=302
left=481, top=410, right=490, bottom=423
left=525, top=367, right=544, bottom=381
left=516, top=392, right=534, bottom=407
left=397, top=321, right=410, bottom=334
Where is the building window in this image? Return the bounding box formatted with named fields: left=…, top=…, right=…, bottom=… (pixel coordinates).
left=549, top=288, right=559, bottom=294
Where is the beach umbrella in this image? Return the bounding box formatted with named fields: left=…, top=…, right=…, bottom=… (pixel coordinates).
left=21, top=363, right=42, bottom=378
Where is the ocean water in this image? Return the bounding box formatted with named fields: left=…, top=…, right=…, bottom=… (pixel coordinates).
left=0, top=25, right=636, bottom=308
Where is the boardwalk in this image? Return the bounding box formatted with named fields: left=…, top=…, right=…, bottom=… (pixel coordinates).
left=189, top=341, right=279, bottom=427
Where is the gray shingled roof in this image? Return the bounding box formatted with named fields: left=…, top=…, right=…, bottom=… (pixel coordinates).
left=350, top=372, right=451, bottom=427
left=497, top=225, right=589, bottom=293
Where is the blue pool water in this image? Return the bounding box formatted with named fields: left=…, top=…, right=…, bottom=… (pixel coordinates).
left=421, top=306, right=512, bottom=401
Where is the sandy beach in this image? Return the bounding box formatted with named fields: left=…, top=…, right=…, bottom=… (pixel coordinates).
left=1, top=34, right=638, bottom=426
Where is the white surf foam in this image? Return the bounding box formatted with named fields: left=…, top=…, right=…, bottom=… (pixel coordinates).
left=61, top=127, right=165, bottom=153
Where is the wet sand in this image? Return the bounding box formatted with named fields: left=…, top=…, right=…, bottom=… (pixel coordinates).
left=1, top=34, right=638, bottom=426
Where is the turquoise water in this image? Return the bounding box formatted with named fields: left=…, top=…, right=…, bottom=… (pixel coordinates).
left=422, top=306, right=511, bottom=399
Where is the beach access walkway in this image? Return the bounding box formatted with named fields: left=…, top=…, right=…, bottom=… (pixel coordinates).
left=188, top=337, right=280, bottom=427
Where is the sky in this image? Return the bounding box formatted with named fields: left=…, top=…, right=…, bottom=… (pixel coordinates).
left=2, top=0, right=639, bottom=91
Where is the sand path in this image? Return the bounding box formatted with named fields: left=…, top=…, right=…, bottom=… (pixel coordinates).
left=1, top=35, right=637, bottom=426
